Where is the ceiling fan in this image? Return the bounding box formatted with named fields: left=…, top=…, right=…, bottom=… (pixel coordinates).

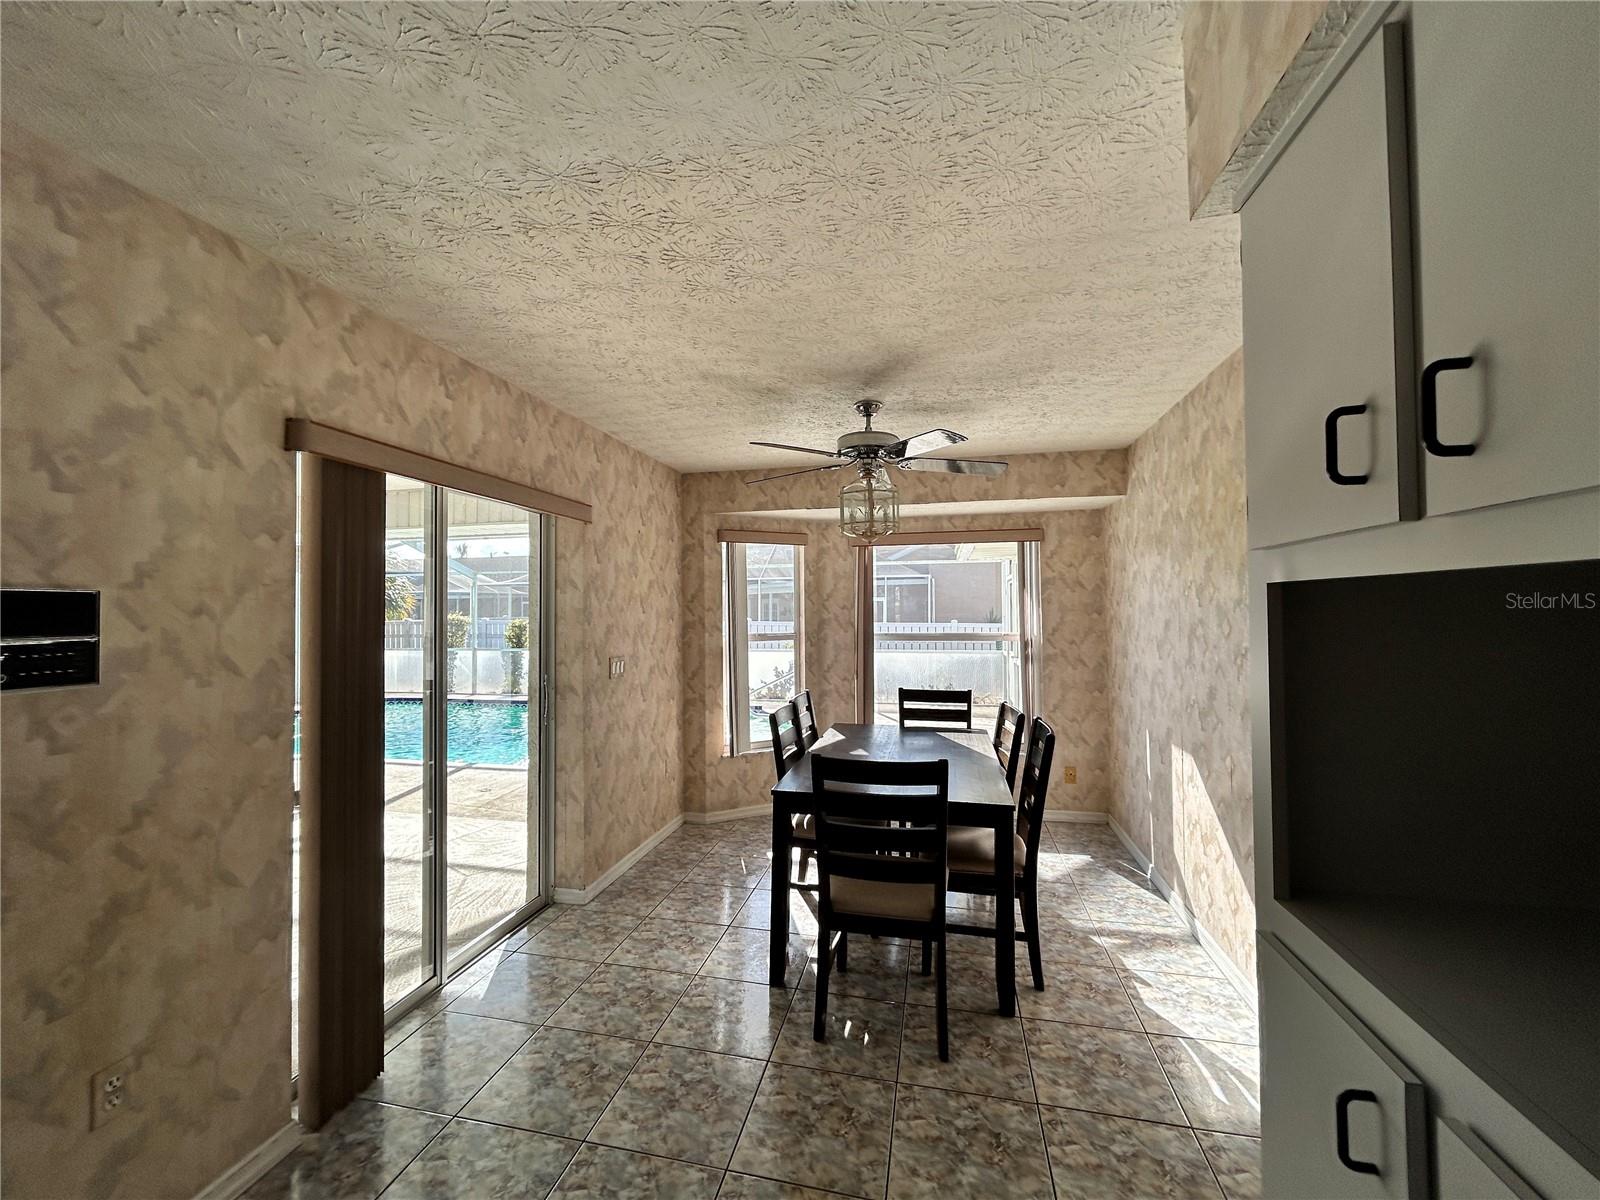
left=744, top=401, right=1007, bottom=485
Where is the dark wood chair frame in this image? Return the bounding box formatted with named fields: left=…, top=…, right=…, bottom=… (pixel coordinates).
left=897, top=687, right=973, bottom=730
left=948, top=717, right=1056, bottom=992
left=811, top=754, right=952, bottom=1060
left=769, top=703, right=817, bottom=888
left=992, top=701, right=1026, bottom=792
left=793, top=689, right=820, bottom=750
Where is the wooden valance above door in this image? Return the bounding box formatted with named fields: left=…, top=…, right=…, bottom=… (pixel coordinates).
left=286, top=419, right=593, bottom=523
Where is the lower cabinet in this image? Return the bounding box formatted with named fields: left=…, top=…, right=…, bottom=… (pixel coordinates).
left=1435, top=1119, right=1541, bottom=1200
left=1260, top=934, right=1429, bottom=1198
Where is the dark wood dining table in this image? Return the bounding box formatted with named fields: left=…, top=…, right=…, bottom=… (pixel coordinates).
left=769, top=722, right=1019, bottom=1017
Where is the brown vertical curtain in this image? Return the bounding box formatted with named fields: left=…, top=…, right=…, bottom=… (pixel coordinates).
left=296, top=456, right=385, bottom=1129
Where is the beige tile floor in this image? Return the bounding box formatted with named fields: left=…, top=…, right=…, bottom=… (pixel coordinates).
left=256, top=817, right=1261, bottom=1200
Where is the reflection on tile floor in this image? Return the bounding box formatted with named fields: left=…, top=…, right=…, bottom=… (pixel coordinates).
left=250, top=818, right=1261, bottom=1200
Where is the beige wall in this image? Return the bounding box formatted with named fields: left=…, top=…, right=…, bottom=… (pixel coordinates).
left=0, top=127, right=682, bottom=1199
left=679, top=453, right=1127, bottom=820
left=1105, top=350, right=1254, bottom=980
left=1183, top=0, right=1329, bottom=215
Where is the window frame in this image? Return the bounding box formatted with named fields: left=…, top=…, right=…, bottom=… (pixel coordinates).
left=854, top=531, right=1041, bottom=725
left=722, top=538, right=805, bottom=756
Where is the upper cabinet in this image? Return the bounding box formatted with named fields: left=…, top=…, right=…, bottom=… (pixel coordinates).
left=1408, top=2, right=1600, bottom=517
left=1241, top=4, right=1600, bottom=548
left=1241, top=27, right=1415, bottom=550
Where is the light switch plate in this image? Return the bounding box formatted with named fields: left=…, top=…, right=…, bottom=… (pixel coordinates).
left=1063, top=766, right=1077, bottom=784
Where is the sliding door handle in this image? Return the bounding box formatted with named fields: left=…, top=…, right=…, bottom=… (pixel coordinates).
left=1421, top=356, right=1477, bottom=456
left=1335, top=1088, right=1382, bottom=1176
left=1324, top=405, right=1370, bottom=485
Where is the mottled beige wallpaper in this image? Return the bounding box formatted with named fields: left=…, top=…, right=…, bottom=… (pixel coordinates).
left=1182, top=0, right=1329, bottom=214
left=679, top=453, right=1127, bottom=821
left=1105, top=350, right=1254, bottom=980
left=0, top=126, right=681, bottom=1199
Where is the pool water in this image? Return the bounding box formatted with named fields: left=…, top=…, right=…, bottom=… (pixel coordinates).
left=294, top=699, right=529, bottom=766
left=385, top=698, right=529, bottom=766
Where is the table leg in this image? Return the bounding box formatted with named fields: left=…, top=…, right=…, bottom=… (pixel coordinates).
left=995, top=815, right=1015, bottom=1017
left=770, top=803, right=791, bottom=987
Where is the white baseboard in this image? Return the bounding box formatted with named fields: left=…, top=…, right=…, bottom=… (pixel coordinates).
left=194, top=1121, right=301, bottom=1200
left=683, top=803, right=767, bottom=825
left=552, top=814, right=684, bottom=904
left=1105, top=816, right=1258, bottom=1010
left=1041, top=809, right=1111, bottom=824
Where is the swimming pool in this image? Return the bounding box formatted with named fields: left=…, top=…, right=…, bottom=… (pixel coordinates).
left=294, top=699, right=530, bottom=766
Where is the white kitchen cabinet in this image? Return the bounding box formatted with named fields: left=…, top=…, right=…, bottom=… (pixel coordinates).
left=1408, top=2, right=1600, bottom=517
left=1435, top=1119, right=1541, bottom=1200
left=1241, top=26, right=1415, bottom=549
left=1260, top=934, right=1428, bottom=1199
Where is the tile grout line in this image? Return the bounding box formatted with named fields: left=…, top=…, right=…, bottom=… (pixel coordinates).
left=1018, top=1015, right=1061, bottom=1200
left=560, top=834, right=781, bottom=1185
left=349, top=822, right=1249, bottom=1199
left=539, top=835, right=727, bottom=1199
left=884, top=932, right=910, bottom=1200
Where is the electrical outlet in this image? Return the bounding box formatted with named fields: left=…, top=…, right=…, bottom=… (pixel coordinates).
left=90, top=1057, right=133, bottom=1130
left=1063, top=765, right=1077, bottom=785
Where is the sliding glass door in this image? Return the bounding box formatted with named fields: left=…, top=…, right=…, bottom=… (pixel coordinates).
left=441, top=489, right=540, bottom=967
left=292, top=460, right=556, bottom=1080
left=384, top=475, right=434, bottom=1009
left=381, top=477, right=551, bottom=1019
left=865, top=538, right=1037, bottom=731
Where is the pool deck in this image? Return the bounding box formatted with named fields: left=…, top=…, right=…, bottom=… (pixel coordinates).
left=294, top=759, right=536, bottom=1045
left=382, top=762, right=536, bottom=1006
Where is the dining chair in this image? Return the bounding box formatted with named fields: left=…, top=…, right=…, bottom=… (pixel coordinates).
left=992, top=702, right=1026, bottom=792
left=897, top=687, right=973, bottom=730
left=946, top=717, right=1056, bottom=992
left=793, top=689, right=819, bottom=750
left=769, top=702, right=817, bottom=886
left=811, top=753, right=952, bottom=1059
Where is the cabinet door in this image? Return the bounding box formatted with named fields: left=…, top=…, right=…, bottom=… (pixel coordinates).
left=1410, top=2, right=1600, bottom=516
left=1435, top=1119, right=1541, bottom=1200
left=1242, top=26, right=1415, bottom=549
left=1260, top=935, right=1428, bottom=1198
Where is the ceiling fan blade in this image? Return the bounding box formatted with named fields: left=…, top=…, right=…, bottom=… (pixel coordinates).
left=896, top=457, right=1008, bottom=476
left=745, top=463, right=844, bottom=485
left=894, top=429, right=967, bottom=459
left=749, top=441, right=842, bottom=459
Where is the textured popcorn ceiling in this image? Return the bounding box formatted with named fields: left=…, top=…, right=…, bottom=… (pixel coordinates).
left=1, top=1, right=1241, bottom=472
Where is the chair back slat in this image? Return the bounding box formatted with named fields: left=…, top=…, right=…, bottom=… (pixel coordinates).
left=1015, top=717, right=1056, bottom=870
left=793, top=689, right=820, bottom=750
left=992, top=702, right=1026, bottom=791
left=769, top=702, right=804, bottom=781
left=897, top=688, right=973, bottom=730
left=812, top=756, right=948, bottom=903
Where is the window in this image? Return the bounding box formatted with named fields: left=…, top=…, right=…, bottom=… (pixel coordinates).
left=860, top=534, right=1040, bottom=730
left=723, top=539, right=804, bottom=754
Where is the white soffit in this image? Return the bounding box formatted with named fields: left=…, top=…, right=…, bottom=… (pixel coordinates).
left=721, top=495, right=1122, bottom=521
left=1, top=2, right=1241, bottom=471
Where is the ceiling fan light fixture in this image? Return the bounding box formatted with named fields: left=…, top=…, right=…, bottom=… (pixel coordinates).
left=839, top=463, right=899, bottom=543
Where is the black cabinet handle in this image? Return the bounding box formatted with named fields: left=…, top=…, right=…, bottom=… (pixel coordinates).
left=1336, top=1088, right=1382, bottom=1176
left=1324, top=404, right=1370, bottom=485
left=1421, top=356, right=1477, bottom=457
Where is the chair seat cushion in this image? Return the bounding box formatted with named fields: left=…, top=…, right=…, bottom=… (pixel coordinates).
left=947, top=826, right=1027, bottom=875
left=830, top=875, right=936, bottom=922
left=791, top=813, right=816, bottom=844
